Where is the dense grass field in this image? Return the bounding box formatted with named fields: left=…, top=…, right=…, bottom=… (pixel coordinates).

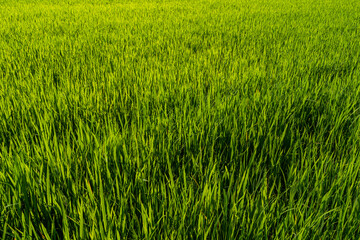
left=1, top=0, right=360, bottom=239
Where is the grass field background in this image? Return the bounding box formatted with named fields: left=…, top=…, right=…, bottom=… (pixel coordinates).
left=1, top=0, right=360, bottom=239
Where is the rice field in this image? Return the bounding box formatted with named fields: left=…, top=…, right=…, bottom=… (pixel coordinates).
left=1, top=0, right=360, bottom=239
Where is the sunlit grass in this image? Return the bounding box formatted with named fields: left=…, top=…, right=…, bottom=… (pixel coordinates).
left=1, top=0, right=360, bottom=239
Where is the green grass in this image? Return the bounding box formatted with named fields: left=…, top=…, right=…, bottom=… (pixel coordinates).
left=1, top=0, right=360, bottom=239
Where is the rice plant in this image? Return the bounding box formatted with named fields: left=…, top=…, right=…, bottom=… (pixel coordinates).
left=1, top=0, right=360, bottom=239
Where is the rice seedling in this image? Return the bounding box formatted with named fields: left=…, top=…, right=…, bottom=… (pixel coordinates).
left=1, top=0, right=360, bottom=239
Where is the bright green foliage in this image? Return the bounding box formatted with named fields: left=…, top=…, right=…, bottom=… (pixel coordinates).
left=1, top=0, right=360, bottom=239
